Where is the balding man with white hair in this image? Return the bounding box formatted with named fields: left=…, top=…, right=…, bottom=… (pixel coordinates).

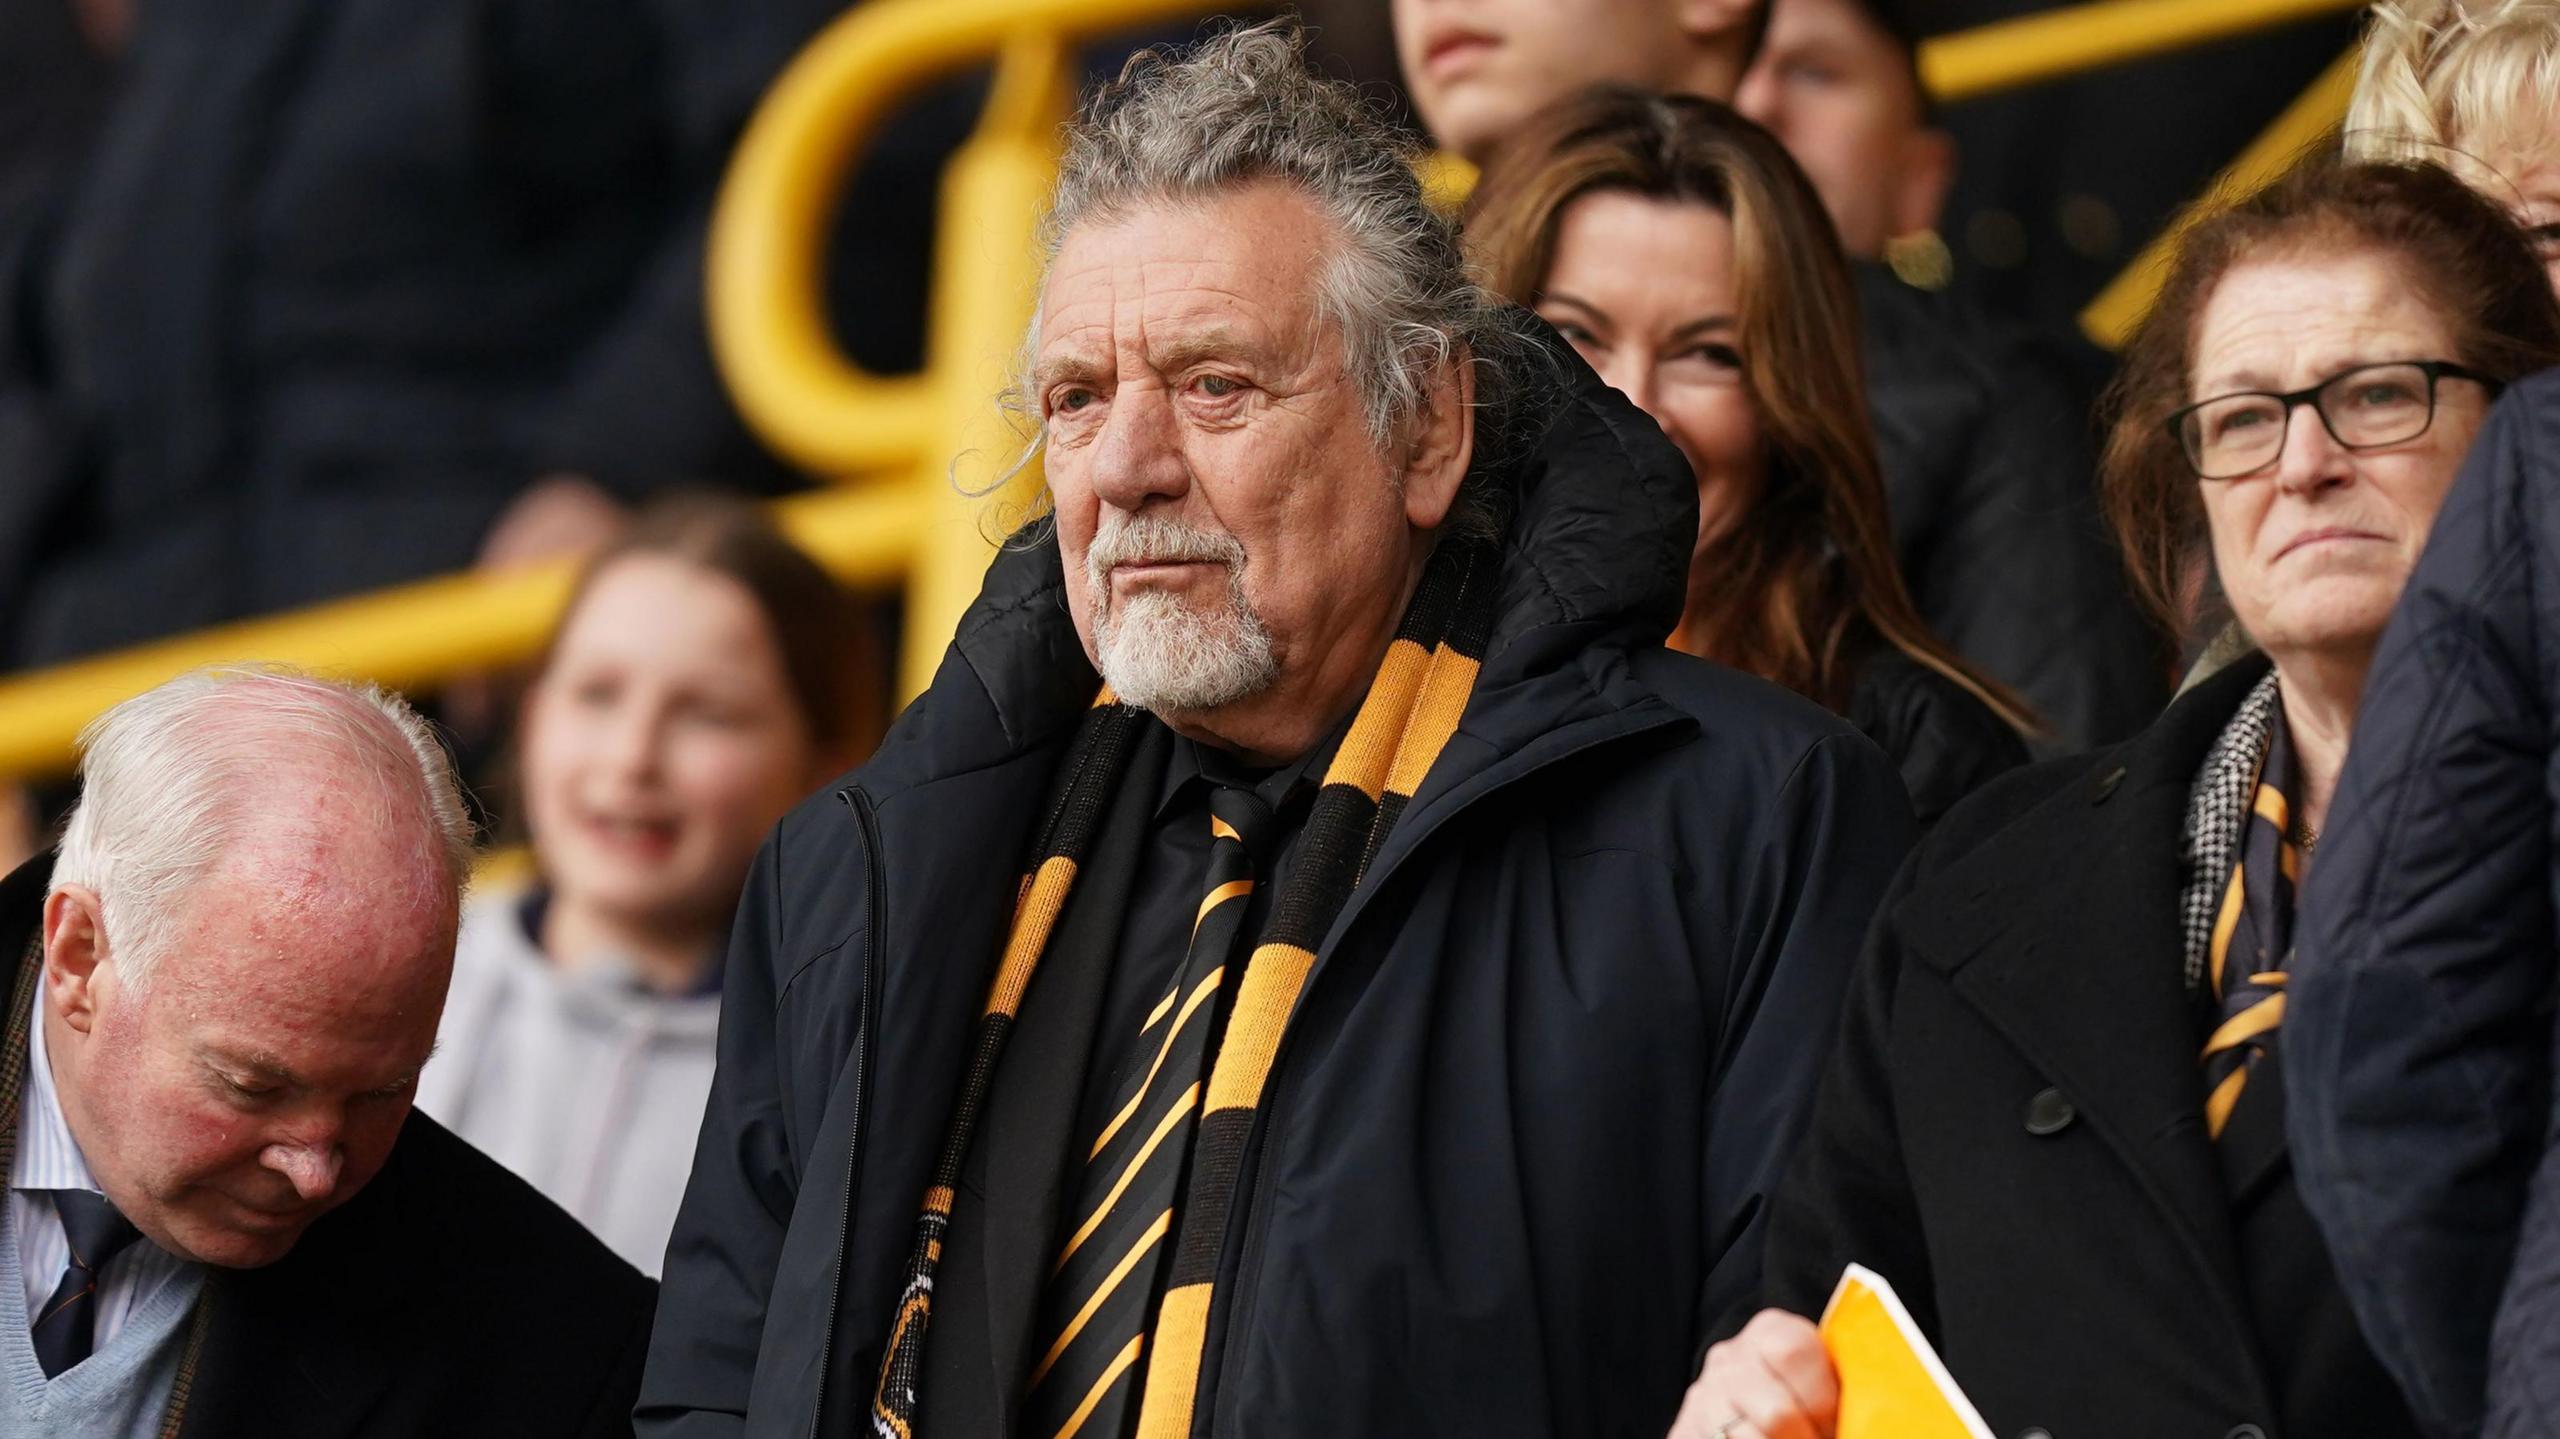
left=0, top=667, right=654, bottom=1437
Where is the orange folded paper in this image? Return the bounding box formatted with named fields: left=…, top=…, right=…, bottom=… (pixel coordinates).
left=1818, top=1263, right=1994, bottom=1439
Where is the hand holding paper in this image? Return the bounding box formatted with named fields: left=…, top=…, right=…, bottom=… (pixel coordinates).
left=1817, top=1264, right=1994, bottom=1439
left=1668, top=1266, right=1990, bottom=1439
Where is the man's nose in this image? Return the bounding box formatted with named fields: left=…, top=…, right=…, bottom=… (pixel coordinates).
left=1085, top=382, right=1190, bottom=512
left=262, top=1141, right=345, bottom=1201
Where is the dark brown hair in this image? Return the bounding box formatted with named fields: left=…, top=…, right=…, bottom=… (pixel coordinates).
left=1465, top=86, right=2028, bottom=728
left=544, top=493, right=883, bottom=760
left=2102, top=156, right=2560, bottom=630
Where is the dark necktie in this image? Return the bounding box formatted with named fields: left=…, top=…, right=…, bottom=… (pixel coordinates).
left=33, top=1190, right=144, bottom=1378
left=1020, top=784, right=1272, bottom=1439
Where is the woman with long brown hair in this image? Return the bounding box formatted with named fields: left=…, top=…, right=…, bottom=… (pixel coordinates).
left=1466, top=87, right=2028, bottom=825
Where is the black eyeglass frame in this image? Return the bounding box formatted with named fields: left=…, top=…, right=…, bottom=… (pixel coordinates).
left=2163, top=359, right=2503, bottom=481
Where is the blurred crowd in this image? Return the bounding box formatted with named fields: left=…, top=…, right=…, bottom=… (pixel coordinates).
left=7, top=1, right=2560, bottom=1437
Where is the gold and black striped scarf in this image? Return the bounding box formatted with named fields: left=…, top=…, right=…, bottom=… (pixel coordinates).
left=2178, top=670, right=2300, bottom=1139
left=870, top=534, right=1498, bottom=1439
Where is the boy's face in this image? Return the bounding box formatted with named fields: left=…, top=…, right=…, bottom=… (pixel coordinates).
left=1735, top=0, right=1944, bottom=257
left=1395, top=0, right=1755, bottom=162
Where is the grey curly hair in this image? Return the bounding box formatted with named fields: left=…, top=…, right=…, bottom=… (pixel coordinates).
left=1001, top=19, right=1533, bottom=538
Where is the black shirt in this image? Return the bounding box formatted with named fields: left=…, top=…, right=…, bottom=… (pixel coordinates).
left=1067, top=728, right=1335, bottom=1149
left=914, top=717, right=1341, bottom=1429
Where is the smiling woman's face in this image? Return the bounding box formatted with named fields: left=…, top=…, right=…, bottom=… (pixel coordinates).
left=2191, top=249, right=2491, bottom=667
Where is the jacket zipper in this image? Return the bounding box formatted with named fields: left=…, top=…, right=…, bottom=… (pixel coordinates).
left=808, top=785, right=888, bottom=1439
left=1208, top=713, right=1681, bottom=1434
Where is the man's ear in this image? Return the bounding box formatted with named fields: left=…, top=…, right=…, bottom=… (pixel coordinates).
left=1401, top=353, right=1478, bottom=532
left=43, top=885, right=110, bottom=1036
left=1890, top=127, right=1958, bottom=240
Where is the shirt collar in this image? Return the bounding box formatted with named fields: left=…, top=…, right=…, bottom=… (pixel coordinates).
left=14, top=970, right=103, bottom=1195
left=1154, top=718, right=1345, bottom=824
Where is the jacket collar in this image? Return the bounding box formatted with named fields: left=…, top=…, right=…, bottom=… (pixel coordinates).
left=1895, top=653, right=2277, bottom=1395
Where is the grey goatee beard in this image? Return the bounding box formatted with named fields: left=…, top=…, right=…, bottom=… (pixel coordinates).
left=1085, top=512, right=1277, bottom=713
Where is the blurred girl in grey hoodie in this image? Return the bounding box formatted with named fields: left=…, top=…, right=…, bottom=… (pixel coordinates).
left=418, top=494, right=875, bottom=1274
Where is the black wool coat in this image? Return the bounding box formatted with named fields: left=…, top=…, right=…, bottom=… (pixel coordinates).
left=0, top=857, right=658, bottom=1438
left=1760, top=656, right=2416, bottom=1439
left=637, top=339, right=1917, bottom=1438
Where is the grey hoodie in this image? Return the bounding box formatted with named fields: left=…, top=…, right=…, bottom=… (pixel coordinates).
left=418, top=891, right=722, bottom=1276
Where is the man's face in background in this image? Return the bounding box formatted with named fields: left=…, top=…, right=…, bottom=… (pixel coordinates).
left=1734, top=0, right=1951, bottom=257
left=1395, top=0, right=1761, bottom=162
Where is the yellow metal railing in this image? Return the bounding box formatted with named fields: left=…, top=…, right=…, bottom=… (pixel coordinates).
left=0, top=486, right=918, bottom=780
left=0, top=0, right=2376, bottom=781
left=2080, top=48, right=2362, bottom=345
left=1923, top=0, right=2360, bottom=102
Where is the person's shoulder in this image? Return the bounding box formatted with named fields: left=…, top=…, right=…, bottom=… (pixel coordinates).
left=1623, top=646, right=1896, bottom=797
left=1855, top=264, right=2093, bottom=410
left=2486, top=366, right=2560, bottom=455
left=1853, top=652, right=2018, bottom=744
left=737, top=774, right=873, bottom=972
left=1850, top=652, right=2031, bottom=809
left=1630, top=646, right=1861, bottom=746
left=228, top=1113, right=653, bottom=1430
left=1912, top=744, right=2118, bottom=879
left=364, top=1112, right=654, bottom=1313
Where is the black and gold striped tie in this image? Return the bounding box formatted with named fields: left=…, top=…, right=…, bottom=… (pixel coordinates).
left=2201, top=722, right=2301, bottom=1139
left=1019, top=785, right=1270, bottom=1439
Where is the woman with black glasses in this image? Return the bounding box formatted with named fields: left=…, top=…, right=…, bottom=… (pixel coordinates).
left=1667, top=157, right=2560, bottom=1439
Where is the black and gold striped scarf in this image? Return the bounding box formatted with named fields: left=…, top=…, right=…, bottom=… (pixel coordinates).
left=871, top=534, right=1499, bottom=1439
left=2178, top=670, right=2300, bottom=1140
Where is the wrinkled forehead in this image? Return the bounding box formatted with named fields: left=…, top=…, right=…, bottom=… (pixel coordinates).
left=1034, top=186, right=1345, bottom=376
left=142, top=795, right=457, bottom=971
left=2190, top=248, right=2451, bottom=396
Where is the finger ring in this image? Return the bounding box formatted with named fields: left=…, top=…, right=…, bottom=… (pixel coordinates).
left=1713, top=1422, right=1748, bottom=1439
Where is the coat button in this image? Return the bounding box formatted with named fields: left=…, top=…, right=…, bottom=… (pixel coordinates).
left=2020, top=1430, right=2053, bottom=1439
left=2024, top=1088, right=2076, bottom=1135
left=2225, top=1427, right=2267, bottom=1439
left=2091, top=765, right=2127, bottom=803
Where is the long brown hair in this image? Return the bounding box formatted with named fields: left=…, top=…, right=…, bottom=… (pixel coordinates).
left=2102, top=156, right=2560, bottom=631
left=1465, top=87, right=2028, bottom=728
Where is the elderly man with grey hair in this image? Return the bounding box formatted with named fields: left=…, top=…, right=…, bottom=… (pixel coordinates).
left=640, top=23, right=1909, bottom=1439
left=0, top=667, right=653, bottom=1437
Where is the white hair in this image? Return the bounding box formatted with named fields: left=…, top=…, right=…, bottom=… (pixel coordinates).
left=50, top=666, right=474, bottom=992
left=2350, top=0, right=2560, bottom=190
left=1085, top=511, right=1277, bottom=710
left=986, top=18, right=1540, bottom=543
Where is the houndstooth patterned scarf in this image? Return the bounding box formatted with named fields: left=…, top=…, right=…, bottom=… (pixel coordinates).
left=2178, top=670, right=2283, bottom=995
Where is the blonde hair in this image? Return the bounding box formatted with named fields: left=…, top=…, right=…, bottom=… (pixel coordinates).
left=2349, top=0, right=2560, bottom=194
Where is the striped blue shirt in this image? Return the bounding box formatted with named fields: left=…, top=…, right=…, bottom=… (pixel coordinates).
left=10, top=982, right=198, bottom=1349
